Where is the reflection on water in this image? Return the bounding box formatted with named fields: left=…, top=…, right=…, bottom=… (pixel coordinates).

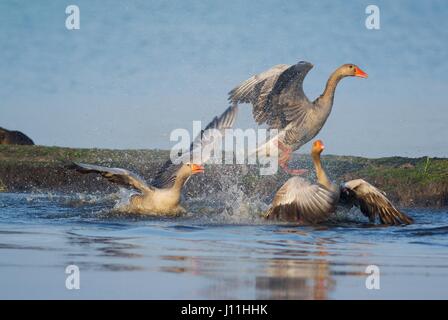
left=256, top=260, right=332, bottom=300
left=0, top=192, right=448, bottom=299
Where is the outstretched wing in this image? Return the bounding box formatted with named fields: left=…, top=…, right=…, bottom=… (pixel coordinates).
left=152, top=105, right=238, bottom=189
left=229, top=64, right=290, bottom=105
left=188, top=104, right=238, bottom=164
left=229, top=61, right=314, bottom=129
left=70, top=162, right=152, bottom=193
left=150, top=161, right=183, bottom=189
left=265, top=176, right=338, bottom=224
left=340, top=179, right=414, bottom=225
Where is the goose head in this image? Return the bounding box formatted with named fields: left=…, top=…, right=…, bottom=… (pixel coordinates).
left=172, top=163, right=205, bottom=188
left=337, top=64, right=368, bottom=78
left=182, top=163, right=205, bottom=176
left=312, top=139, right=325, bottom=156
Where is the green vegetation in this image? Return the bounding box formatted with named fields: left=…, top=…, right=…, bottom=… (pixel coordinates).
left=0, top=145, right=447, bottom=207
left=0, top=177, right=6, bottom=192
left=0, top=145, right=169, bottom=166
left=355, top=157, right=448, bottom=185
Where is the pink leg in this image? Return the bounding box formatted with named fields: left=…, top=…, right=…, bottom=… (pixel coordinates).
left=276, top=141, right=308, bottom=175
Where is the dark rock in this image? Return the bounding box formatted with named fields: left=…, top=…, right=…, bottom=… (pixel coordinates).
left=0, top=127, right=34, bottom=145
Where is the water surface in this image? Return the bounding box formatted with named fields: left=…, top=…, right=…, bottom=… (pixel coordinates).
left=0, top=192, right=447, bottom=299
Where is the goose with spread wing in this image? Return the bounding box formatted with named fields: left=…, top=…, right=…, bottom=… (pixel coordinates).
left=70, top=105, right=238, bottom=216
left=265, top=140, right=414, bottom=225
left=229, top=61, right=367, bottom=175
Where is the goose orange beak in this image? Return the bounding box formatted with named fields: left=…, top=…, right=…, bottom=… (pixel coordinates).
left=354, top=67, right=368, bottom=78
left=191, top=164, right=205, bottom=174
left=313, top=140, right=325, bottom=150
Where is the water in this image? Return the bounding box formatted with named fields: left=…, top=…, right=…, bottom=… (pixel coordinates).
left=0, top=192, right=447, bottom=299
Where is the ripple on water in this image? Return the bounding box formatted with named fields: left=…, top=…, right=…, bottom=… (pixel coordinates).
left=1, top=192, right=448, bottom=299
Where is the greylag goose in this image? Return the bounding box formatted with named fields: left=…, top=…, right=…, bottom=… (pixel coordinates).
left=229, top=61, right=367, bottom=175
left=265, top=140, right=414, bottom=225
left=70, top=105, right=238, bottom=216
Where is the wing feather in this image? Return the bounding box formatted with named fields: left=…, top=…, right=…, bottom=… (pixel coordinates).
left=229, top=61, right=314, bottom=130
left=70, top=162, right=151, bottom=193
left=341, top=179, right=413, bottom=225
left=228, top=64, right=290, bottom=105
left=265, top=176, right=338, bottom=223
left=185, top=104, right=238, bottom=164
left=152, top=105, right=238, bottom=188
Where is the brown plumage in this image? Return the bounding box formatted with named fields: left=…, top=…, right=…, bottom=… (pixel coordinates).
left=69, top=106, right=238, bottom=215
left=265, top=140, right=414, bottom=226
left=265, top=176, right=338, bottom=223
left=340, top=179, right=414, bottom=225
left=70, top=162, right=203, bottom=216
left=229, top=61, right=367, bottom=175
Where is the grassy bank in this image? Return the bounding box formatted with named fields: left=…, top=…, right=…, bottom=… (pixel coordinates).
left=1, top=145, right=447, bottom=207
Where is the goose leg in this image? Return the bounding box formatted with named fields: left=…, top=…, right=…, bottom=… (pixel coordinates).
left=276, top=141, right=307, bottom=175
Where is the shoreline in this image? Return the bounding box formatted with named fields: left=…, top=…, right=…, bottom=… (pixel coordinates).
left=1, top=145, right=447, bottom=208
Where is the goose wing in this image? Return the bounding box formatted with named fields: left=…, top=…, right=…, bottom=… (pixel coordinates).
left=187, top=104, right=238, bottom=164
left=340, top=179, right=413, bottom=225
left=152, top=105, right=238, bottom=189
left=265, top=176, right=338, bottom=223
left=71, top=162, right=152, bottom=193
left=228, top=64, right=290, bottom=105
left=228, top=61, right=314, bottom=129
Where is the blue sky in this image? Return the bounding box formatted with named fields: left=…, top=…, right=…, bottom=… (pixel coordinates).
left=0, top=0, right=447, bottom=157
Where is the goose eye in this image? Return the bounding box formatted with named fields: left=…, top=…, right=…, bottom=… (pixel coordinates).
left=349, top=65, right=353, bottom=68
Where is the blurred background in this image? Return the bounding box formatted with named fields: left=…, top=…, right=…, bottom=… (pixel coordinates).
left=0, top=0, right=447, bottom=157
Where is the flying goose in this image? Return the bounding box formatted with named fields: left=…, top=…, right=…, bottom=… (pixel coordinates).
left=229, top=61, right=367, bottom=175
